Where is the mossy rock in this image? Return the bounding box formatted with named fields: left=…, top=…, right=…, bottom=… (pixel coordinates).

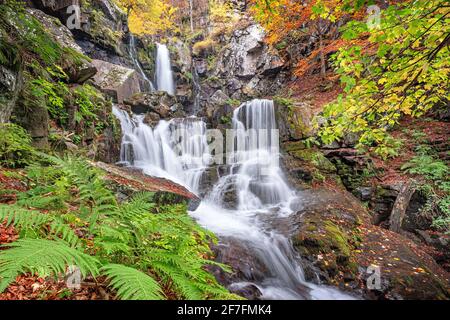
left=290, top=149, right=337, bottom=173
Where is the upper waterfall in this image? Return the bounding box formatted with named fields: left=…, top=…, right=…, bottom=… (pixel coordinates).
left=129, top=35, right=155, bottom=92
left=155, top=43, right=176, bottom=95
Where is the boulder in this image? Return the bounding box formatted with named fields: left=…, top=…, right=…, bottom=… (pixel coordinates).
left=91, top=59, right=140, bottom=103
left=275, top=100, right=314, bottom=142
left=290, top=188, right=450, bottom=300
left=123, top=92, right=185, bottom=119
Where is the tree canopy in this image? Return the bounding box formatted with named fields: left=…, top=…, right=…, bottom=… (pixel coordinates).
left=114, top=0, right=177, bottom=35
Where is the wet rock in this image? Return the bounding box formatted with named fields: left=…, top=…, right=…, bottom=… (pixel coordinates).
left=91, top=59, right=140, bottom=103
left=354, top=187, right=374, bottom=202
left=124, top=91, right=185, bottom=119
left=290, top=188, right=450, bottom=300
left=211, top=238, right=269, bottom=285
left=143, top=112, right=161, bottom=127
left=194, top=59, right=208, bottom=77
left=228, top=283, right=262, bottom=300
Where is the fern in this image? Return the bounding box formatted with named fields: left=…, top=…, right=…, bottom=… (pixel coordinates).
left=0, top=204, right=80, bottom=247
left=101, top=264, right=164, bottom=300
left=0, top=239, right=100, bottom=292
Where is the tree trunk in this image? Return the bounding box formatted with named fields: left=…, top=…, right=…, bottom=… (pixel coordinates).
left=189, top=0, right=194, bottom=33
left=389, top=180, right=415, bottom=233
left=319, top=34, right=326, bottom=79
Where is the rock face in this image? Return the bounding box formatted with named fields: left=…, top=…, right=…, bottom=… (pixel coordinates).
left=91, top=60, right=141, bottom=103
left=28, top=9, right=97, bottom=84
left=193, top=21, right=288, bottom=123
left=276, top=100, right=315, bottom=142
left=123, top=92, right=186, bottom=124
left=290, top=188, right=450, bottom=300
left=0, top=66, right=22, bottom=123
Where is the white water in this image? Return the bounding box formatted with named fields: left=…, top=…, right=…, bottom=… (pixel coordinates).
left=155, top=43, right=175, bottom=95
left=191, top=100, right=354, bottom=299
left=129, top=35, right=155, bottom=92
left=113, top=98, right=356, bottom=300
left=112, top=107, right=209, bottom=193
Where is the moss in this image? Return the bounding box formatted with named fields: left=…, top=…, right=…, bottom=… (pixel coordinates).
left=89, top=10, right=124, bottom=55
left=291, top=149, right=336, bottom=173
left=282, top=141, right=307, bottom=152
left=323, top=221, right=351, bottom=256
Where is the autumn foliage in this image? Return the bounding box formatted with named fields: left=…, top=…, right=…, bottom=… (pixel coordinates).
left=114, top=0, right=177, bottom=35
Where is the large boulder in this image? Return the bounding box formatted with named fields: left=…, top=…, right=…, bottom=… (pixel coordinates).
left=290, top=188, right=450, bottom=300
left=91, top=59, right=140, bottom=103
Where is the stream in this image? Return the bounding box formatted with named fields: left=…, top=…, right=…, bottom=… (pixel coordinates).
left=113, top=42, right=356, bottom=300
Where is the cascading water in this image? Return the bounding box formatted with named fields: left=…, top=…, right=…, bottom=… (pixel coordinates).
left=129, top=35, right=155, bottom=92
left=113, top=99, right=356, bottom=300
left=191, top=99, right=354, bottom=299
left=155, top=43, right=175, bottom=95
left=112, top=106, right=209, bottom=193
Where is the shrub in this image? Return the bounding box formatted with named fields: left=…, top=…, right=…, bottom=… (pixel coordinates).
left=0, top=123, right=35, bottom=168
left=192, top=38, right=216, bottom=56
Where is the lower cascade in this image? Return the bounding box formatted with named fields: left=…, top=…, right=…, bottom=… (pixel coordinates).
left=113, top=99, right=356, bottom=300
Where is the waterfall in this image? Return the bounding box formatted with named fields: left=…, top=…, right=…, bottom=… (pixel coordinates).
left=129, top=35, right=155, bottom=92
left=155, top=43, right=175, bottom=95
left=113, top=99, right=355, bottom=300
left=191, top=99, right=355, bottom=300
left=112, top=106, right=209, bottom=193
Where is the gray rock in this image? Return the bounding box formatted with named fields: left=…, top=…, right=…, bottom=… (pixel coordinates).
left=124, top=91, right=185, bottom=120
left=28, top=9, right=97, bottom=84
left=0, top=66, right=22, bottom=123
left=355, top=187, right=374, bottom=201
left=91, top=59, right=140, bottom=103
left=209, top=90, right=230, bottom=106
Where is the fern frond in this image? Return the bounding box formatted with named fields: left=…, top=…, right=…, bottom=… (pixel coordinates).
left=0, top=204, right=50, bottom=229
left=101, top=264, right=164, bottom=300
left=0, top=239, right=100, bottom=292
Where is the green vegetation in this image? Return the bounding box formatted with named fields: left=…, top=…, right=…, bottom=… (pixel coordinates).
left=0, top=123, right=35, bottom=168
left=0, top=155, right=237, bottom=299
left=401, top=144, right=449, bottom=232
left=319, top=0, right=449, bottom=158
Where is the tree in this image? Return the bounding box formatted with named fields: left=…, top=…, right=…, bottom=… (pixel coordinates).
left=319, top=0, right=450, bottom=158
left=250, top=0, right=363, bottom=79
left=114, top=0, right=177, bottom=35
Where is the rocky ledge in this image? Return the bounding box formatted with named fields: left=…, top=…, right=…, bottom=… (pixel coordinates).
left=290, top=188, right=450, bottom=300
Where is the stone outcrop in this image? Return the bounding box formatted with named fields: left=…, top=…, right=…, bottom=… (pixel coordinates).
left=290, top=188, right=450, bottom=300
left=123, top=92, right=186, bottom=124
left=193, top=21, right=288, bottom=123
left=91, top=161, right=199, bottom=205
left=91, top=59, right=140, bottom=103
left=28, top=9, right=97, bottom=84
left=0, top=66, right=22, bottom=123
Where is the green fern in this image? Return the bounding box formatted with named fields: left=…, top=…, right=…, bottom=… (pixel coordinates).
left=101, top=264, right=164, bottom=300
left=0, top=239, right=100, bottom=292
left=0, top=204, right=79, bottom=246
